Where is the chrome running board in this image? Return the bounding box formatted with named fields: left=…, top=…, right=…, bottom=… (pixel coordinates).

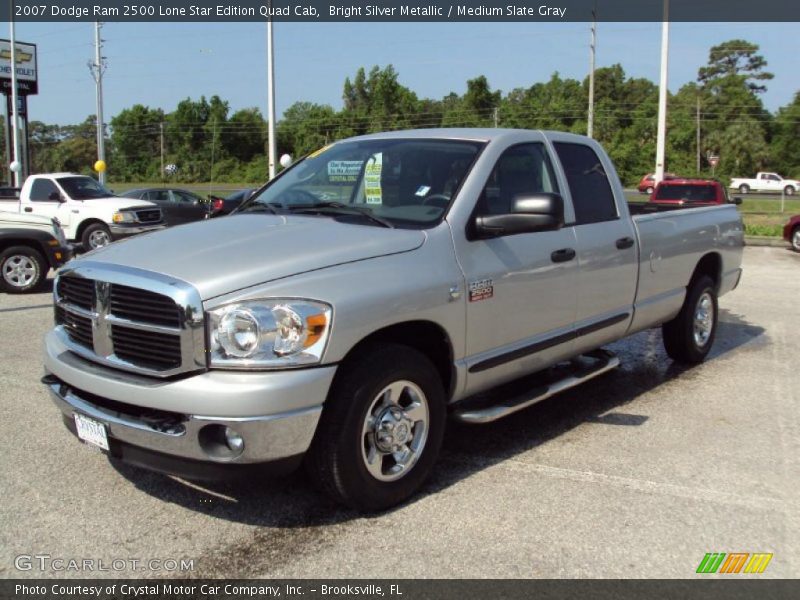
left=452, top=349, right=620, bottom=424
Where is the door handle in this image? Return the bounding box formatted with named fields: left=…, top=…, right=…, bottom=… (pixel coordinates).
left=615, top=236, right=635, bottom=250
left=23, top=207, right=32, bottom=212
left=551, top=248, right=576, bottom=263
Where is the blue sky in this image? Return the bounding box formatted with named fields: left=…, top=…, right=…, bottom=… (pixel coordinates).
left=11, top=21, right=800, bottom=125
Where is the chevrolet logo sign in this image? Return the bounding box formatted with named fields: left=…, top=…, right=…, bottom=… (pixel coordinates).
left=0, top=49, right=33, bottom=64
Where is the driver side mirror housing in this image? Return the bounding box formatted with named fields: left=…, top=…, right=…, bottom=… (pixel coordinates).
left=48, top=191, right=66, bottom=203
left=473, top=192, right=564, bottom=239
left=732, top=196, right=743, bottom=205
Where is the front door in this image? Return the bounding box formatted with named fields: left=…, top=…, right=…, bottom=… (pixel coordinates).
left=26, top=178, right=72, bottom=229
left=455, top=142, right=579, bottom=396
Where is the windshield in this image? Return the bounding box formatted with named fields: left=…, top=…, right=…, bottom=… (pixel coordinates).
left=655, top=184, right=716, bottom=202
left=57, top=176, right=114, bottom=200
left=241, top=138, right=484, bottom=228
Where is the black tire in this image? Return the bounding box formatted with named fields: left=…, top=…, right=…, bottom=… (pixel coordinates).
left=81, top=222, right=112, bottom=250
left=739, top=184, right=749, bottom=194
left=305, top=343, right=446, bottom=512
left=784, top=186, right=795, bottom=197
left=791, top=227, right=800, bottom=252
left=0, top=245, right=47, bottom=293
left=662, top=275, right=718, bottom=364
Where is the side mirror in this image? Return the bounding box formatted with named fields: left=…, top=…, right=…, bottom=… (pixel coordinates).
left=732, top=197, right=743, bottom=205
left=48, top=191, right=65, bottom=202
left=473, top=192, right=564, bottom=239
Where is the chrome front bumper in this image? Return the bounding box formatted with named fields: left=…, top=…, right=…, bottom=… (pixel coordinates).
left=46, top=378, right=322, bottom=465
left=43, top=329, right=336, bottom=469
left=109, top=223, right=166, bottom=237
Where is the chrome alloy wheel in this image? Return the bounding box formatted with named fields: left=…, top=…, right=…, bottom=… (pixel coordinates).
left=361, top=380, right=429, bottom=482
left=2, top=254, right=37, bottom=288
left=693, top=292, right=714, bottom=347
left=88, top=229, right=112, bottom=249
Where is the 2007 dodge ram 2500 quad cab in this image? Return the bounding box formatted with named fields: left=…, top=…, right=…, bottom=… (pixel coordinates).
left=43, top=129, right=743, bottom=510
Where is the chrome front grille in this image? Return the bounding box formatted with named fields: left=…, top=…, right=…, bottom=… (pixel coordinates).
left=110, top=325, right=182, bottom=370
left=53, top=264, right=205, bottom=378
left=109, top=283, right=181, bottom=327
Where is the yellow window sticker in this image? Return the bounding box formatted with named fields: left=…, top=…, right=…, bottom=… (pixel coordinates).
left=364, top=154, right=383, bottom=205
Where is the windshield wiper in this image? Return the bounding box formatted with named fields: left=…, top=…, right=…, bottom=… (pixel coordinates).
left=286, top=202, right=394, bottom=228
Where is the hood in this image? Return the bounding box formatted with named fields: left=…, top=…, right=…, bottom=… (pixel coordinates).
left=0, top=210, right=56, bottom=227
left=78, top=197, right=158, bottom=211
left=78, top=214, right=426, bottom=299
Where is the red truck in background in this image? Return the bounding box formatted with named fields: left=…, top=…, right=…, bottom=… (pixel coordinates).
left=650, top=179, right=742, bottom=207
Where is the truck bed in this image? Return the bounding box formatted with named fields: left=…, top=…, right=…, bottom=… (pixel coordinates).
left=627, top=202, right=744, bottom=335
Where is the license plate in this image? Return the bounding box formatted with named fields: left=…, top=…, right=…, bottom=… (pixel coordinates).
left=74, top=413, right=109, bottom=451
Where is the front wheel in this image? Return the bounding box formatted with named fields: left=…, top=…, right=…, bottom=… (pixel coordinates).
left=791, top=227, right=800, bottom=252
left=645, top=186, right=654, bottom=195
left=662, top=275, right=718, bottom=364
left=739, top=184, right=750, bottom=194
left=81, top=223, right=112, bottom=250
left=0, top=245, right=47, bottom=293
left=305, top=344, right=446, bottom=511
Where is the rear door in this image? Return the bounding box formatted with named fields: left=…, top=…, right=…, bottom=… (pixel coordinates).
left=170, top=190, right=209, bottom=224
left=550, top=139, right=637, bottom=354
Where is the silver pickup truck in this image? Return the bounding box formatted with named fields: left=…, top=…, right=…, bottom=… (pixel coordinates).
left=43, top=129, right=743, bottom=510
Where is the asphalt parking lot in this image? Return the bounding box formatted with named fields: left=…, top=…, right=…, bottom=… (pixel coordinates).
left=1, top=245, right=797, bottom=579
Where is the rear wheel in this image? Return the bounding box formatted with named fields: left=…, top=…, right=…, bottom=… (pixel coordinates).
left=739, top=184, right=749, bottom=194
left=784, top=186, right=795, bottom=197
left=305, top=344, right=446, bottom=511
left=645, top=186, right=654, bottom=195
left=81, top=223, right=112, bottom=250
left=792, top=227, right=800, bottom=252
left=662, top=275, right=718, bottom=364
left=0, top=245, right=47, bottom=293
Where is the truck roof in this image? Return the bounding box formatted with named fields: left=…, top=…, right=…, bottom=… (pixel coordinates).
left=347, top=128, right=591, bottom=144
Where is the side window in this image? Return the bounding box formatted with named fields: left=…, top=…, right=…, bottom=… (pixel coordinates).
left=553, top=142, right=617, bottom=225
left=173, top=191, right=198, bottom=204
left=29, top=179, right=60, bottom=202
left=477, top=143, right=559, bottom=216
left=147, top=190, right=169, bottom=202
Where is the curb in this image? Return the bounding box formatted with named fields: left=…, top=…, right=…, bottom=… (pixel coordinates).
left=744, top=236, right=789, bottom=248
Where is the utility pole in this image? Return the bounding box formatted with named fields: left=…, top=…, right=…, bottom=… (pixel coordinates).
left=587, top=2, right=597, bottom=139
left=266, top=18, right=277, bottom=179
left=654, top=0, right=670, bottom=184
left=9, top=15, right=21, bottom=187
left=493, top=107, right=499, bottom=128
left=695, top=95, right=701, bottom=174
left=88, top=22, right=107, bottom=185
left=160, top=121, right=165, bottom=181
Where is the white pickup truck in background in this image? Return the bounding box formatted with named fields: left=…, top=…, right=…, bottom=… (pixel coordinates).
left=730, top=172, right=800, bottom=195
left=0, top=173, right=165, bottom=250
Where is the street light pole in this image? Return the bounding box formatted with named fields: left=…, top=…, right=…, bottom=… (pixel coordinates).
left=654, top=0, right=670, bottom=184
left=9, top=13, right=21, bottom=187
left=89, top=22, right=107, bottom=185
left=266, top=18, right=276, bottom=180
left=587, top=2, right=596, bottom=139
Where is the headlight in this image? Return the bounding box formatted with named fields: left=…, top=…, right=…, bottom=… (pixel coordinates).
left=51, top=219, right=67, bottom=245
left=208, top=300, right=332, bottom=368
left=112, top=211, right=137, bottom=224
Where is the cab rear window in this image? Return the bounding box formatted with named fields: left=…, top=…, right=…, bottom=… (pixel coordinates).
left=656, top=185, right=716, bottom=202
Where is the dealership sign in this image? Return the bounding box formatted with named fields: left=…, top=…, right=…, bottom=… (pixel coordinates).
left=0, top=40, right=38, bottom=95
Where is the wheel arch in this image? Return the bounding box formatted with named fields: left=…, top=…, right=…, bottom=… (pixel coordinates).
left=690, top=252, right=722, bottom=292
left=76, top=218, right=108, bottom=241
left=333, top=320, right=456, bottom=400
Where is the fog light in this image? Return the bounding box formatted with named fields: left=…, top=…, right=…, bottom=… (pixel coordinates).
left=224, top=427, right=244, bottom=453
